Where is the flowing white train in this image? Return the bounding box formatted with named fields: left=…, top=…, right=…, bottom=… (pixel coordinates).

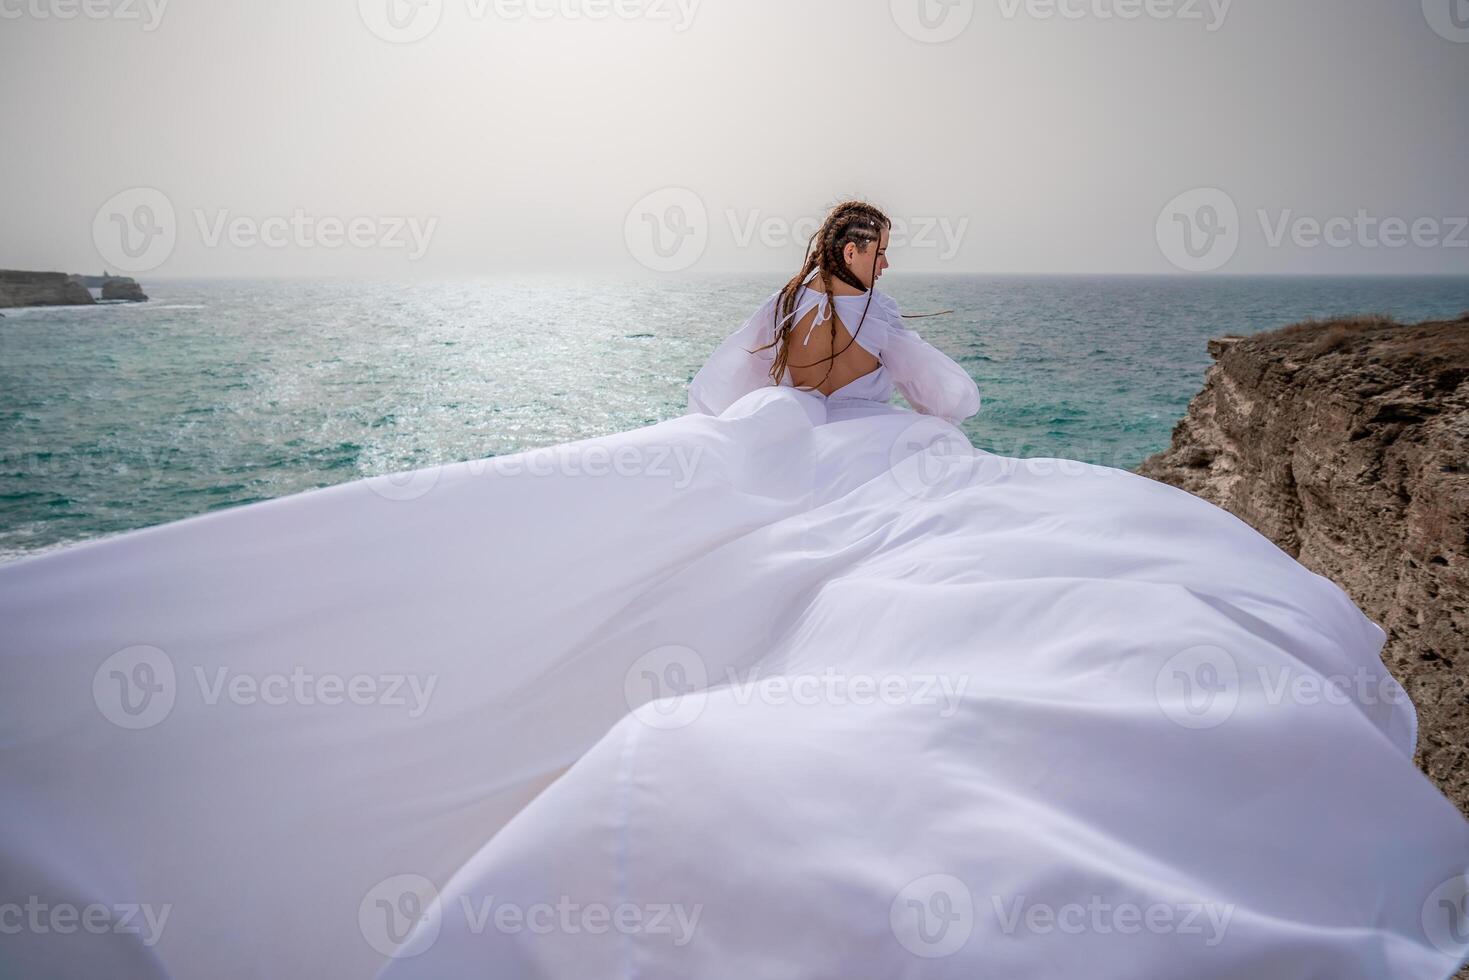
left=2, top=376, right=1467, bottom=979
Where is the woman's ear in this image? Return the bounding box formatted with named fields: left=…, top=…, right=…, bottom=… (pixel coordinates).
left=843, top=242, right=858, bottom=265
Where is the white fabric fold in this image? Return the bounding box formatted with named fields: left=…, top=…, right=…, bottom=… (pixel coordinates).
left=1, top=366, right=1465, bottom=980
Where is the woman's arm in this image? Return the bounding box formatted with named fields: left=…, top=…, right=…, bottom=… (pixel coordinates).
left=879, top=293, right=981, bottom=425
left=686, top=291, right=780, bottom=416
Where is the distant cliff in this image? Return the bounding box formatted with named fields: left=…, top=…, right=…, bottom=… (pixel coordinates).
left=101, top=277, right=148, bottom=302
left=0, top=269, right=147, bottom=307
left=0, top=270, right=95, bottom=307
left=1137, top=312, right=1469, bottom=814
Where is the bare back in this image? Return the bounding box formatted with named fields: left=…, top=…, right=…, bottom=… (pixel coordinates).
left=784, top=303, right=882, bottom=396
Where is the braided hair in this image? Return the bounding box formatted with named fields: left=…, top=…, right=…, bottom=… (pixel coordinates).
left=750, top=201, right=890, bottom=391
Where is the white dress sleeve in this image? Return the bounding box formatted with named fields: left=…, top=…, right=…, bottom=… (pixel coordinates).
left=686, top=290, right=780, bottom=416
left=877, top=291, right=982, bottom=425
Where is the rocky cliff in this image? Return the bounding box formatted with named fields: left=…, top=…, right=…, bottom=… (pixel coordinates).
left=1137, top=311, right=1469, bottom=815
left=0, top=269, right=95, bottom=307
left=0, top=270, right=149, bottom=307
left=100, top=276, right=147, bottom=302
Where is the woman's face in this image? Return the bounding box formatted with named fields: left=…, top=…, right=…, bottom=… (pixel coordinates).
left=843, top=224, right=891, bottom=289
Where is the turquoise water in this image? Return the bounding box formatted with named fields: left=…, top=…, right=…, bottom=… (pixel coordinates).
left=3, top=274, right=1467, bottom=563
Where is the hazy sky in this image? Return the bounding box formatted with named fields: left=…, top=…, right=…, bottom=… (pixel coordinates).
left=2, top=0, right=1466, bottom=277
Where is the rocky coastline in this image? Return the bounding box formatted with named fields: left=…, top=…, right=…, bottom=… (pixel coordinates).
left=1136, top=311, right=1469, bottom=816
left=0, top=269, right=148, bottom=308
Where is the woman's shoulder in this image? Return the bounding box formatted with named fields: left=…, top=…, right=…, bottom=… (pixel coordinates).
left=749, top=281, right=902, bottom=331
left=867, top=288, right=911, bottom=334
left=746, top=285, right=786, bottom=323
left=821, top=286, right=901, bottom=321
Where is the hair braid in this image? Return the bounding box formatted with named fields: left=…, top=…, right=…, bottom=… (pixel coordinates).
left=750, top=200, right=890, bottom=391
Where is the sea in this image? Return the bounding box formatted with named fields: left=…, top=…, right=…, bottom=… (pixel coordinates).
left=2, top=274, right=1467, bottom=564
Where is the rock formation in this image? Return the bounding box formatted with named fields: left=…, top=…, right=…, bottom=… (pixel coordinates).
left=100, top=276, right=148, bottom=302
left=0, top=269, right=95, bottom=307
left=1137, top=311, right=1469, bottom=816
left=0, top=270, right=149, bottom=307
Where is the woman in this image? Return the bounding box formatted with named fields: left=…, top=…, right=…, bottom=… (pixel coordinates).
left=686, top=200, right=981, bottom=426
left=1, top=202, right=1466, bottom=980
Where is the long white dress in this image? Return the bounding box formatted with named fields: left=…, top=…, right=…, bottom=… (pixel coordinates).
left=2, top=281, right=1467, bottom=980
